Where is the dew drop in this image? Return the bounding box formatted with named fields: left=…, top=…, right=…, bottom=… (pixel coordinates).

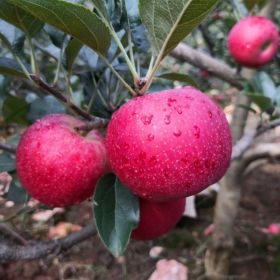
left=193, top=125, right=200, bottom=139
left=167, top=98, right=177, bottom=107
left=164, top=115, right=171, bottom=125
left=173, top=129, right=182, bottom=137
left=208, top=110, right=213, bottom=119
left=141, top=114, right=153, bottom=125
left=175, top=106, right=183, bottom=114
left=147, top=134, right=154, bottom=141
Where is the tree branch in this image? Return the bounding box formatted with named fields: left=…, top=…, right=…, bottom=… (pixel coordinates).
left=171, top=43, right=244, bottom=89
left=30, top=75, right=109, bottom=128
left=0, top=143, right=17, bottom=154
left=0, top=224, right=96, bottom=262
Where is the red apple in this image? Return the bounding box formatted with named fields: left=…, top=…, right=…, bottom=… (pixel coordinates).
left=106, top=86, right=232, bottom=201
left=131, top=198, right=186, bottom=240
left=16, top=114, right=107, bottom=207
left=228, top=16, right=279, bottom=68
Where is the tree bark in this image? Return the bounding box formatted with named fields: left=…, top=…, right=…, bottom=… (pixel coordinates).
left=204, top=1, right=278, bottom=279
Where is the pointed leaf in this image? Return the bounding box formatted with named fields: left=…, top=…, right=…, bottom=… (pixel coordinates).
left=3, top=95, right=29, bottom=124
left=0, top=0, right=43, bottom=37
left=94, top=174, right=139, bottom=257
left=0, top=57, right=30, bottom=78
left=244, top=0, right=267, bottom=10
left=139, top=0, right=220, bottom=57
left=91, top=0, right=109, bottom=20
left=9, top=0, right=111, bottom=55
left=64, top=38, right=83, bottom=71
left=158, top=72, right=197, bottom=86
left=0, top=153, right=15, bottom=172
left=253, top=72, right=278, bottom=101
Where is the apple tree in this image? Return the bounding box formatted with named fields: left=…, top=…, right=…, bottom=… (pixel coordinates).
left=0, top=0, right=279, bottom=279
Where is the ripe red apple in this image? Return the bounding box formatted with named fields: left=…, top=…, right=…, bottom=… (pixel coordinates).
left=228, top=16, right=279, bottom=68
left=131, top=198, right=186, bottom=240
left=16, top=114, right=107, bottom=207
left=106, top=86, right=232, bottom=201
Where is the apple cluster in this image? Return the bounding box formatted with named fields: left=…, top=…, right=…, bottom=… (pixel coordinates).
left=16, top=86, right=232, bottom=240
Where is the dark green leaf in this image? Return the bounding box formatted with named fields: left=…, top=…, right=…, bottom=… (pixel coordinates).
left=139, top=0, right=220, bottom=57
left=253, top=72, right=277, bottom=101
left=3, top=95, right=29, bottom=124
left=94, top=174, right=139, bottom=257
left=10, top=0, right=111, bottom=55
left=44, top=24, right=66, bottom=48
left=7, top=177, right=29, bottom=204
left=0, top=57, right=29, bottom=78
left=0, top=153, right=15, bottom=172
left=244, top=0, right=267, bottom=10
left=64, top=38, right=83, bottom=71
left=0, top=0, right=43, bottom=37
left=27, top=96, right=66, bottom=122
left=158, top=72, right=197, bottom=86
left=91, top=0, right=110, bottom=20
left=246, top=94, right=272, bottom=111
left=0, top=20, right=26, bottom=50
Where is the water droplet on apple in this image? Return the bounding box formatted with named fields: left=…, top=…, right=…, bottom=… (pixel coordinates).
left=167, top=98, right=177, bottom=107
left=173, top=129, right=182, bottom=137
left=147, top=134, right=154, bottom=141
left=175, top=106, right=183, bottom=114
left=141, top=114, right=153, bottom=125
left=193, top=125, right=200, bottom=138
left=164, top=115, right=171, bottom=124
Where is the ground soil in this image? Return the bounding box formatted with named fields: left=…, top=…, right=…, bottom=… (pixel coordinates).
left=1, top=162, right=280, bottom=280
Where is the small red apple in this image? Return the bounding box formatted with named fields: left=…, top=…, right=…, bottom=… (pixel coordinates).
left=16, top=114, right=107, bottom=207
left=228, top=16, right=279, bottom=68
left=106, top=86, right=232, bottom=201
left=131, top=198, right=186, bottom=240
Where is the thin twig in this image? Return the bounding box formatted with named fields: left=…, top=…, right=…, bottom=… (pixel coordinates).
left=30, top=75, right=108, bottom=128
left=0, top=224, right=27, bottom=246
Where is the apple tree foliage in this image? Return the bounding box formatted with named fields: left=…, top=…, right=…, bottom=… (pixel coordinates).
left=0, top=0, right=279, bottom=257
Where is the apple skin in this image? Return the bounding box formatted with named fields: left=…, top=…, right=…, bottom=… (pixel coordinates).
left=131, top=198, right=186, bottom=240
left=228, top=16, right=279, bottom=68
left=106, top=86, right=232, bottom=201
left=16, top=114, right=107, bottom=207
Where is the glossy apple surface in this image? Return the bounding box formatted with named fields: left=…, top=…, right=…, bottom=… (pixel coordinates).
left=228, top=16, right=279, bottom=68
left=16, top=114, right=107, bottom=207
left=131, top=198, right=186, bottom=240
left=106, top=86, right=232, bottom=201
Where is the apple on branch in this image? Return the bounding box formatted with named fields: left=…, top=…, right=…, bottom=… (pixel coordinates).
left=16, top=114, right=108, bottom=207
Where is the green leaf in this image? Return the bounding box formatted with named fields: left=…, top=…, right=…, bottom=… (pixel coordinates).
left=94, top=174, right=140, bottom=257
left=139, top=0, right=220, bottom=57
left=7, top=177, right=29, bottom=204
left=64, top=38, right=83, bottom=71
left=246, top=93, right=272, bottom=111
left=91, top=0, right=109, bottom=20
left=244, top=0, right=267, bottom=10
left=10, top=0, right=111, bottom=55
left=27, top=96, right=66, bottom=122
left=0, top=153, right=15, bottom=172
left=158, top=72, right=197, bottom=86
left=0, top=0, right=44, bottom=37
left=0, top=57, right=29, bottom=78
left=3, top=95, right=29, bottom=124
left=253, top=72, right=278, bottom=102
